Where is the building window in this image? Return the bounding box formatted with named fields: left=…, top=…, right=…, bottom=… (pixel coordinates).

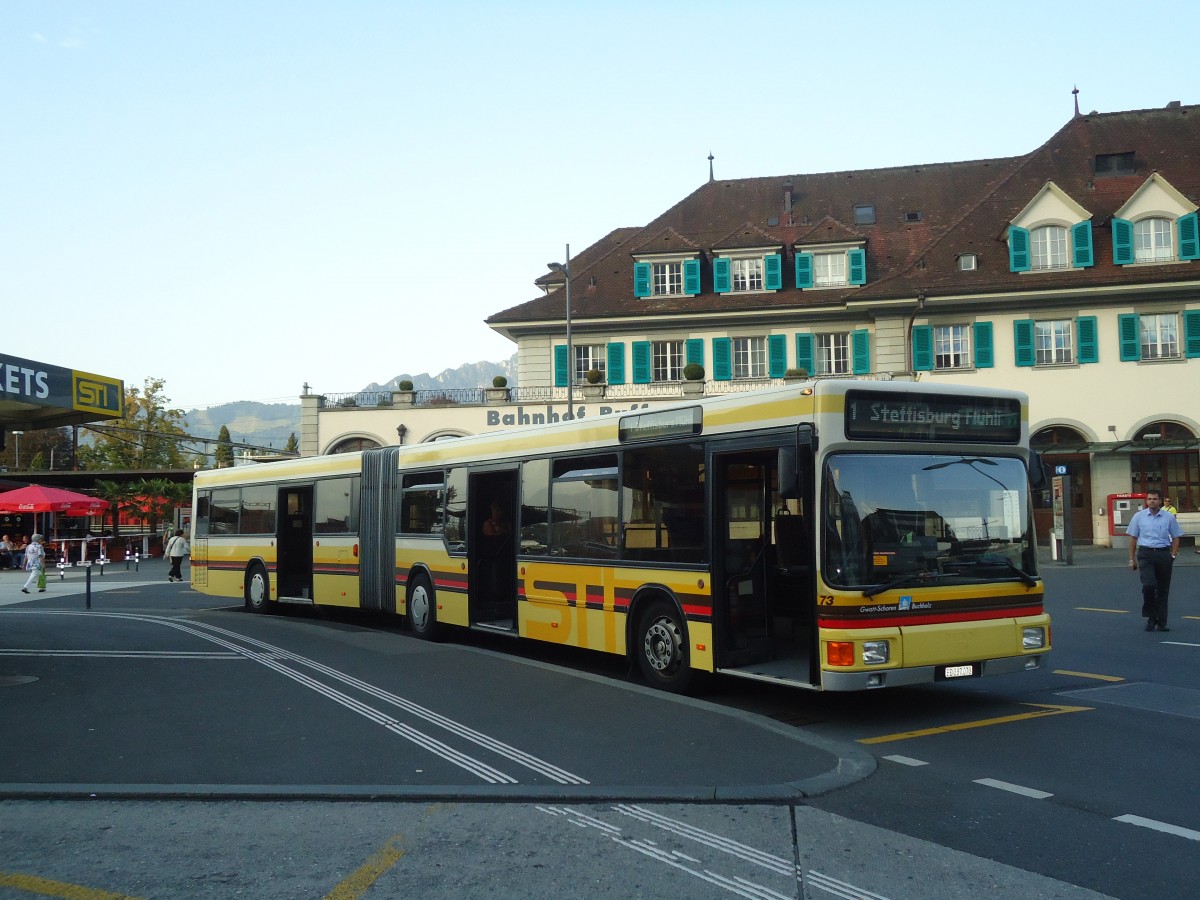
left=1035, top=320, right=1074, bottom=365
left=934, top=325, right=971, bottom=369
left=957, top=253, right=977, bottom=271
left=731, top=258, right=763, bottom=292
left=1134, top=218, right=1174, bottom=262
left=854, top=204, right=876, bottom=225
left=1094, top=152, right=1135, bottom=176
left=816, top=333, right=849, bottom=375
left=814, top=252, right=847, bottom=287
left=1031, top=225, right=1068, bottom=270
left=575, top=344, right=605, bottom=383
left=905, top=210, right=923, bottom=223
left=652, top=262, right=682, bottom=296
left=1141, top=314, right=1179, bottom=359
left=652, top=340, right=684, bottom=381
left=731, top=337, right=767, bottom=378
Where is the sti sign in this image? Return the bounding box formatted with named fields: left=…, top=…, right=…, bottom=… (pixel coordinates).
left=0, top=354, right=124, bottom=429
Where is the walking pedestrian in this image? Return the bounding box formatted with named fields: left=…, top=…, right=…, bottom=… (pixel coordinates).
left=165, top=528, right=190, bottom=582
left=1127, top=490, right=1183, bottom=631
left=20, top=534, right=46, bottom=594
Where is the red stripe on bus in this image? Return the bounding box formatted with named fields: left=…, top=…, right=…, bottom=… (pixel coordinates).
left=819, top=605, right=1044, bottom=628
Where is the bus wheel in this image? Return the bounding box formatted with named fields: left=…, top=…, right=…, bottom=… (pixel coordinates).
left=635, top=600, right=693, bottom=693
left=408, top=573, right=441, bottom=640
left=245, top=563, right=271, bottom=614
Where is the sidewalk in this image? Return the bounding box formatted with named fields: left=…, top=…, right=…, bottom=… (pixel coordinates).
left=1039, top=541, right=1200, bottom=569
left=0, top=554, right=180, bottom=607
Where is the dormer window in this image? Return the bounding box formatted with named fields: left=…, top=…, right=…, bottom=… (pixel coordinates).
left=633, top=254, right=701, bottom=298
left=1007, top=182, right=1094, bottom=273
left=1134, top=218, right=1174, bottom=261
left=1094, top=152, right=1135, bottom=177
left=1111, top=173, right=1200, bottom=266
left=814, top=252, right=847, bottom=286
left=854, top=204, right=876, bottom=225
left=713, top=251, right=782, bottom=294
left=1031, top=225, right=1069, bottom=270
left=794, top=245, right=867, bottom=289
left=957, top=253, right=978, bottom=271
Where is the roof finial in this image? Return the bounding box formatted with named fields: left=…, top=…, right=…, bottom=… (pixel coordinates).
left=708, top=151, right=714, bottom=183
left=1072, top=85, right=1080, bottom=118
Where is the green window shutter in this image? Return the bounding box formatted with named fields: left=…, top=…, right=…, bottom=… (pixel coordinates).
left=912, top=325, right=933, bottom=371
left=632, top=341, right=652, bottom=383
left=973, top=321, right=994, bottom=368
left=1071, top=221, right=1094, bottom=268
left=1178, top=212, right=1200, bottom=261
left=851, top=329, right=870, bottom=374
left=1118, top=314, right=1141, bottom=361
left=764, top=253, right=783, bottom=290
left=554, top=344, right=569, bottom=387
left=1013, top=319, right=1035, bottom=367
left=1183, top=309, right=1200, bottom=358
left=712, top=337, right=732, bottom=381
left=685, top=338, right=704, bottom=368
left=848, top=248, right=867, bottom=285
left=795, top=252, right=814, bottom=289
left=713, top=258, right=731, bottom=293
left=606, top=342, right=626, bottom=385
left=634, top=262, right=651, bottom=297
left=683, top=258, right=701, bottom=296
left=794, top=333, right=814, bottom=374
left=768, top=334, right=787, bottom=377
left=1008, top=226, right=1030, bottom=272
left=1112, top=218, right=1134, bottom=265
left=1076, top=316, right=1099, bottom=364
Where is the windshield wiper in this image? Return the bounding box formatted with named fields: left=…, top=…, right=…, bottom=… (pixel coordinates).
left=945, top=554, right=1038, bottom=587
left=862, top=571, right=946, bottom=598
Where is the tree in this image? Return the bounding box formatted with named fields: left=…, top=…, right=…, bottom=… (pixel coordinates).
left=0, top=427, right=72, bottom=471
left=215, top=425, right=234, bottom=468
left=79, top=378, right=190, bottom=470
left=284, top=433, right=299, bottom=454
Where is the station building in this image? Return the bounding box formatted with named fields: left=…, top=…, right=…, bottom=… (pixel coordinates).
left=307, top=100, right=1200, bottom=546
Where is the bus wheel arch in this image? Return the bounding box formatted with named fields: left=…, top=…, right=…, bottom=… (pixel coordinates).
left=407, top=569, right=441, bottom=641
left=629, top=589, right=694, bottom=694
left=245, top=560, right=272, bottom=614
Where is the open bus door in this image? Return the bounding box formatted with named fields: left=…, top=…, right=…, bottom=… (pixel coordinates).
left=468, top=469, right=519, bottom=633
left=711, top=432, right=818, bottom=687
left=276, top=486, right=314, bottom=601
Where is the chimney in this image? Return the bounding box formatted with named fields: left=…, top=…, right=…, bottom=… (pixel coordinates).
left=783, top=181, right=794, bottom=226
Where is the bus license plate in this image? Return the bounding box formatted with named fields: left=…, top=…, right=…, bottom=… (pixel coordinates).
left=943, top=664, right=975, bottom=678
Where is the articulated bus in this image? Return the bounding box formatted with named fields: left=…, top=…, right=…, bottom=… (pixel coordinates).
left=190, top=379, right=1050, bottom=692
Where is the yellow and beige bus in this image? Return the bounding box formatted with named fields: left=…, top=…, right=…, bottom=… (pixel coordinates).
left=190, top=379, right=1050, bottom=692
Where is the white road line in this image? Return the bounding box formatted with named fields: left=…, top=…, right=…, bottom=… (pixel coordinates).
left=882, top=754, right=928, bottom=767
left=1161, top=641, right=1200, bottom=647
left=1114, top=814, right=1200, bottom=841
left=0, top=649, right=242, bottom=659
left=973, top=778, right=1053, bottom=799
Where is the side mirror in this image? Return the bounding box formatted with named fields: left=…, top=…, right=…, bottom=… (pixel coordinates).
left=1027, top=449, right=1047, bottom=490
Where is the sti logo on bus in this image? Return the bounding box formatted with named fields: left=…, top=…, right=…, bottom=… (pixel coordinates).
left=73, top=374, right=123, bottom=415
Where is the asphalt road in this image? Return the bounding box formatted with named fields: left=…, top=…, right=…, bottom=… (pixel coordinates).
left=0, top=551, right=1195, bottom=899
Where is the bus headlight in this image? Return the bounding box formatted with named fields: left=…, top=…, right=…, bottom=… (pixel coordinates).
left=863, top=640, right=890, bottom=665
left=1022, top=627, right=1046, bottom=650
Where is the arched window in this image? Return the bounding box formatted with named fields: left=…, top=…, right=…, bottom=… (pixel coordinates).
left=327, top=437, right=380, bottom=455
left=1030, top=225, right=1068, bottom=270
left=1133, top=217, right=1173, bottom=262
left=1030, top=426, right=1087, bottom=449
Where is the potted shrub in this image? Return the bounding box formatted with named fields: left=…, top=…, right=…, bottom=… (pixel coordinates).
left=784, top=367, right=809, bottom=381
left=486, top=374, right=510, bottom=402
left=392, top=379, right=416, bottom=406
left=682, top=363, right=705, bottom=396
left=582, top=368, right=605, bottom=398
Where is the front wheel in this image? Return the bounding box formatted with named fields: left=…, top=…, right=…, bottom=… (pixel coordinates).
left=407, top=573, right=441, bottom=640
left=245, top=563, right=272, bottom=614
left=635, top=600, right=693, bottom=693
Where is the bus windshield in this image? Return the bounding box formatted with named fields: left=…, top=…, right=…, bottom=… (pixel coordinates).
left=822, top=453, right=1036, bottom=591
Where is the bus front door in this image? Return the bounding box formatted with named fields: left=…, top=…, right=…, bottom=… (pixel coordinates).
left=713, top=448, right=817, bottom=686
left=468, top=470, right=518, bottom=633
left=277, top=486, right=314, bottom=601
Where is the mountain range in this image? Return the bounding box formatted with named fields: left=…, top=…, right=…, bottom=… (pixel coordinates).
left=183, top=355, right=516, bottom=450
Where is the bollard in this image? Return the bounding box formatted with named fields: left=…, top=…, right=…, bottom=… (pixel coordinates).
left=85, top=562, right=92, bottom=610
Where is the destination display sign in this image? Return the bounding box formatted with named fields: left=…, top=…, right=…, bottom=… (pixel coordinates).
left=619, top=405, right=702, bottom=442
left=844, top=390, right=1021, bottom=443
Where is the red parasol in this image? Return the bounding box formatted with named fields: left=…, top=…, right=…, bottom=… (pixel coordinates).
left=0, top=484, right=110, bottom=516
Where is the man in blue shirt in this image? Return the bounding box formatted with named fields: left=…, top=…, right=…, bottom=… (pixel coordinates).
left=1127, top=490, right=1183, bottom=631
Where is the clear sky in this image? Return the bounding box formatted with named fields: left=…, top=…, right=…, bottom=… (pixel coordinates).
left=3, top=1, right=1191, bottom=411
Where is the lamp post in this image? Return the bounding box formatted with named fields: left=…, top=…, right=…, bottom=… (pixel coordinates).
left=547, top=243, right=573, bottom=418
left=11, top=431, right=23, bottom=469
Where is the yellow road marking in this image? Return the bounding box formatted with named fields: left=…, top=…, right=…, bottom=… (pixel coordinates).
left=1184, top=615, right=1200, bottom=621
left=858, top=703, right=1092, bottom=745
left=0, top=871, right=145, bottom=899
left=324, top=835, right=405, bottom=900
left=1075, top=607, right=1127, bottom=614
left=1054, top=670, right=1124, bottom=682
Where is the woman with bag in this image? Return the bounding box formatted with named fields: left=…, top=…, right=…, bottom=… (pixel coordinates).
left=20, top=534, right=46, bottom=594
left=166, top=529, right=190, bottom=583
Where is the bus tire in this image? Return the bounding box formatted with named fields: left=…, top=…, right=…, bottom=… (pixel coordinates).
left=407, top=573, right=441, bottom=641
left=245, top=563, right=271, bottom=614
left=635, top=600, right=693, bottom=693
